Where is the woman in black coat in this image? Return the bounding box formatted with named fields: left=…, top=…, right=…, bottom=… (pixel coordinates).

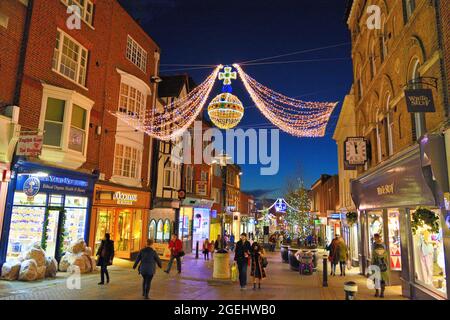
left=133, top=239, right=162, bottom=299
left=96, top=233, right=115, bottom=285
left=250, top=242, right=266, bottom=290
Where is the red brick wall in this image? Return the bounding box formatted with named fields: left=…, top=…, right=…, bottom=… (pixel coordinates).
left=14, top=0, right=159, bottom=187
left=0, top=0, right=27, bottom=107
left=98, top=0, right=159, bottom=185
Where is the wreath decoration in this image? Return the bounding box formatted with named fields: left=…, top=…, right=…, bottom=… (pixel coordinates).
left=411, top=207, right=440, bottom=235
left=346, top=212, right=358, bottom=226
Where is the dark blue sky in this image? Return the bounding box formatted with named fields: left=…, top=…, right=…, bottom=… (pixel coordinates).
left=119, top=0, right=353, bottom=198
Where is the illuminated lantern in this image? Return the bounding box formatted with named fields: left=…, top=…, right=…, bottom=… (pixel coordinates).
left=207, top=93, right=244, bottom=129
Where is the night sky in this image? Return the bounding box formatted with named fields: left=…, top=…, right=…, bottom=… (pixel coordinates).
left=118, top=0, right=353, bottom=198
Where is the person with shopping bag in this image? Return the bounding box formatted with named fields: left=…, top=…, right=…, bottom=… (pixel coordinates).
left=234, top=233, right=251, bottom=290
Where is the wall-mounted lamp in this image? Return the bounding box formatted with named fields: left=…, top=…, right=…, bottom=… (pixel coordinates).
left=150, top=76, right=162, bottom=83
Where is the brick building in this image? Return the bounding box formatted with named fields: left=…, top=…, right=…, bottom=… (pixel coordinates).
left=310, top=174, right=340, bottom=244
left=345, top=0, right=449, bottom=299
left=0, top=0, right=160, bottom=262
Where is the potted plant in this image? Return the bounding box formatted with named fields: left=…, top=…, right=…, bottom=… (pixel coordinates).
left=411, top=207, right=440, bottom=235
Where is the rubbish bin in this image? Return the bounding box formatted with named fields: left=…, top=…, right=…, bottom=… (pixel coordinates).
left=213, top=251, right=231, bottom=279
left=281, top=245, right=289, bottom=263
left=344, top=281, right=358, bottom=300
left=288, top=247, right=300, bottom=271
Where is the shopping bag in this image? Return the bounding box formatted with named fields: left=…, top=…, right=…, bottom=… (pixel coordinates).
left=231, top=262, right=238, bottom=282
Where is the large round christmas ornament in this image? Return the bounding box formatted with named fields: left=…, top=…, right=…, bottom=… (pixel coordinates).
left=207, top=93, right=244, bottom=129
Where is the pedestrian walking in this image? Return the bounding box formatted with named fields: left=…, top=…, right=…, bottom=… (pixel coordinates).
left=250, top=242, right=267, bottom=290
left=371, top=234, right=389, bottom=298
left=165, top=234, right=183, bottom=274
left=234, top=233, right=252, bottom=290
left=202, top=238, right=210, bottom=260
left=327, top=235, right=339, bottom=276
left=214, top=234, right=226, bottom=251
left=337, top=236, right=348, bottom=276
left=133, top=239, right=162, bottom=299
left=209, top=240, right=215, bottom=258
left=229, top=234, right=235, bottom=251
left=96, top=233, right=114, bottom=285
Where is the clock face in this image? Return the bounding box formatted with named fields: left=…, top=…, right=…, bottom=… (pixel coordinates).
left=345, top=138, right=367, bottom=165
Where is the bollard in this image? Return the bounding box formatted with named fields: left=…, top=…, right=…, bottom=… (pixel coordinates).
left=322, top=255, right=328, bottom=287
left=195, top=241, right=199, bottom=259
left=344, top=281, right=358, bottom=300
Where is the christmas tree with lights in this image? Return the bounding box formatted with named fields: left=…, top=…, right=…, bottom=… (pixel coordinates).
left=285, top=183, right=312, bottom=242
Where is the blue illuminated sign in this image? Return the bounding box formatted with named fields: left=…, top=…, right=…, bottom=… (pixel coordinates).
left=17, top=174, right=90, bottom=196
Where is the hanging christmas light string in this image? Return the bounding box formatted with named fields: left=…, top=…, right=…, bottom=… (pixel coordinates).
left=112, top=65, right=222, bottom=141
left=233, top=64, right=337, bottom=137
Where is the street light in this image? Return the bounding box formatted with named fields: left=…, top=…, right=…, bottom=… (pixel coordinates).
left=213, top=152, right=232, bottom=242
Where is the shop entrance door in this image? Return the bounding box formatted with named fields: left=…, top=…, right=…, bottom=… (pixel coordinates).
left=44, top=209, right=60, bottom=258
left=115, top=210, right=132, bottom=257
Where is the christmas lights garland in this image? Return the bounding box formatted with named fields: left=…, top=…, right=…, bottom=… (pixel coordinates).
left=234, top=64, right=337, bottom=137
left=111, top=64, right=337, bottom=140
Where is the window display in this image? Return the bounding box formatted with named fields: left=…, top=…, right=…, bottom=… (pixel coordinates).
left=368, top=211, right=383, bottom=259
left=7, top=194, right=47, bottom=260
left=116, top=211, right=131, bottom=251
left=7, top=193, right=88, bottom=260
left=148, top=219, right=156, bottom=241
left=156, top=219, right=164, bottom=242
left=411, top=209, right=447, bottom=297
left=388, top=210, right=401, bottom=271
left=95, top=209, right=114, bottom=252
left=163, top=219, right=171, bottom=242
left=131, top=210, right=142, bottom=251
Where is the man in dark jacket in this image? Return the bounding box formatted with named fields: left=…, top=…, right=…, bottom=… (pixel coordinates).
left=165, top=234, right=183, bottom=274
left=96, top=233, right=115, bottom=285
left=234, top=233, right=252, bottom=290
left=214, top=234, right=226, bottom=251
left=133, top=239, right=162, bottom=299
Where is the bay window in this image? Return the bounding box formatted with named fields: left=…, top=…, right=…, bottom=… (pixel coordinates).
left=39, top=84, right=93, bottom=169
left=119, top=83, right=146, bottom=119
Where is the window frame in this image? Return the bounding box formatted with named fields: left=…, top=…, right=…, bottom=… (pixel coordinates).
left=113, top=143, right=143, bottom=180
left=52, top=28, right=89, bottom=89
left=126, top=35, right=148, bottom=73
left=61, top=0, right=95, bottom=27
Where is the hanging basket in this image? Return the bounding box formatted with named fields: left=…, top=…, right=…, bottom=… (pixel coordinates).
left=411, top=207, right=440, bottom=235
left=346, top=212, right=358, bottom=226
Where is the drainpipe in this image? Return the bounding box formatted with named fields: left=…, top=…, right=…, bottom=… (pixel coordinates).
left=13, top=0, right=34, bottom=107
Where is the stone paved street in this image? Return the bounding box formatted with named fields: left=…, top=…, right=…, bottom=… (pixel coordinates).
left=0, top=250, right=406, bottom=300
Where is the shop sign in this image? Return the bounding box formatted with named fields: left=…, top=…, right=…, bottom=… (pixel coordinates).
left=113, top=191, right=138, bottom=205
left=17, top=174, right=89, bottom=195
left=23, top=176, right=40, bottom=197
left=16, top=135, right=43, bottom=156
left=405, top=89, right=435, bottom=113
left=376, top=183, right=394, bottom=195
left=153, top=243, right=171, bottom=261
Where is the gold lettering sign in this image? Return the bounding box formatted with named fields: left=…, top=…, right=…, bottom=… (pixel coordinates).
left=377, top=183, right=394, bottom=196
left=407, top=95, right=431, bottom=107
left=113, top=191, right=138, bottom=205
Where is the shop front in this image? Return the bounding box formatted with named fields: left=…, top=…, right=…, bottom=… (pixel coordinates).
left=240, top=216, right=256, bottom=236
left=180, top=198, right=214, bottom=253
left=149, top=204, right=176, bottom=261
left=351, top=135, right=450, bottom=300
left=0, top=160, right=96, bottom=263
left=90, top=183, right=150, bottom=260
